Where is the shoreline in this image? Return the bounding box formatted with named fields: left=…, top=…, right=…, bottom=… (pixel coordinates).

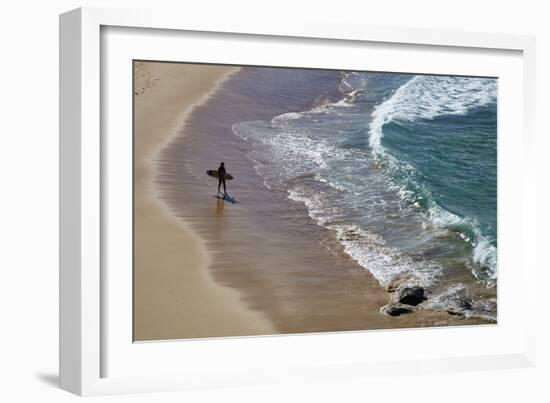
left=154, top=65, right=491, bottom=338
left=133, top=62, right=276, bottom=341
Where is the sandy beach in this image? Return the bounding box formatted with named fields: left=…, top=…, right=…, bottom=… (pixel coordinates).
left=133, top=63, right=491, bottom=342
left=140, top=65, right=494, bottom=340
left=133, top=62, right=275, bottom=341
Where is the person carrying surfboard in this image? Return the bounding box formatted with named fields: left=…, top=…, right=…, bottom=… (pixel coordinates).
left=217, top=162, right=228, bottom=196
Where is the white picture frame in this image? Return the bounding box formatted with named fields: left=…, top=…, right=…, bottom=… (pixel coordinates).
left=59, top=6, right=537, bottom=396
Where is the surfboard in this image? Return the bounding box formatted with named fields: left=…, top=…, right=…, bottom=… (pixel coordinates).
left=206, top=170, right=234, bottom=180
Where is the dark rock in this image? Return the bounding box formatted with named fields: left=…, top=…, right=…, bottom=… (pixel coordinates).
left=381, top=304, right=413, bottom=317
left=398, top=286, right=426, bottom=306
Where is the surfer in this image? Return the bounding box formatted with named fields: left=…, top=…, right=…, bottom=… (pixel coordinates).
left=217, top=162, right=228, bottom=196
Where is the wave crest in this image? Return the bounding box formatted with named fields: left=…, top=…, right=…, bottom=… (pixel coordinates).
left=369, top=75, right=497, bottom=153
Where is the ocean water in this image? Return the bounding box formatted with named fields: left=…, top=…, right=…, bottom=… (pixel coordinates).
left=232, top=71, right=498, bottom=321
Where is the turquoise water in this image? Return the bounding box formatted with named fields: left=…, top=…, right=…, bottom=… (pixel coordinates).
left=367, top=74, right=497, bottom=280
left=232, top=70, right=498, bottom=320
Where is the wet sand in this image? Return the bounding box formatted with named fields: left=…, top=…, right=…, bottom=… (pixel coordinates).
left=151, top=65, right=487, bottom=339
left=133, top=62, right=275, bottom=341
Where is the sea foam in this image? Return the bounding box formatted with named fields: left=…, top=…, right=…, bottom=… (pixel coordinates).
left=369, top=75, right=497, bottom=153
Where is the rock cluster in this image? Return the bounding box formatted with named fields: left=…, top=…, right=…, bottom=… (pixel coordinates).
left=380, top=285, right=427, bottom=317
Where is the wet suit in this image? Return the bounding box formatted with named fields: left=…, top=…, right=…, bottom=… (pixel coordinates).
left=218, top=164, right=227, bottom=195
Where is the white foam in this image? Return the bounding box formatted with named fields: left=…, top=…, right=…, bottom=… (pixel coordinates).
left=271, top=112, right=304, bottom=122
left=233, top=119, right=353, bottom=187
left=424, top=284, right=497, bottom=321
left=472, top=238, right=497, bottom=282
left=427, top=203, right=497, bottom=281
left=288, top=186, right=442, bottom=287
left=369, top=75, right=497, bottom=154
left=271, top=73, right=361, bottom=125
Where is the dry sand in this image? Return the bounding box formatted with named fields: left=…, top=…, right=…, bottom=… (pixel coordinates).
left=133, top=62, right=275, bottom=341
